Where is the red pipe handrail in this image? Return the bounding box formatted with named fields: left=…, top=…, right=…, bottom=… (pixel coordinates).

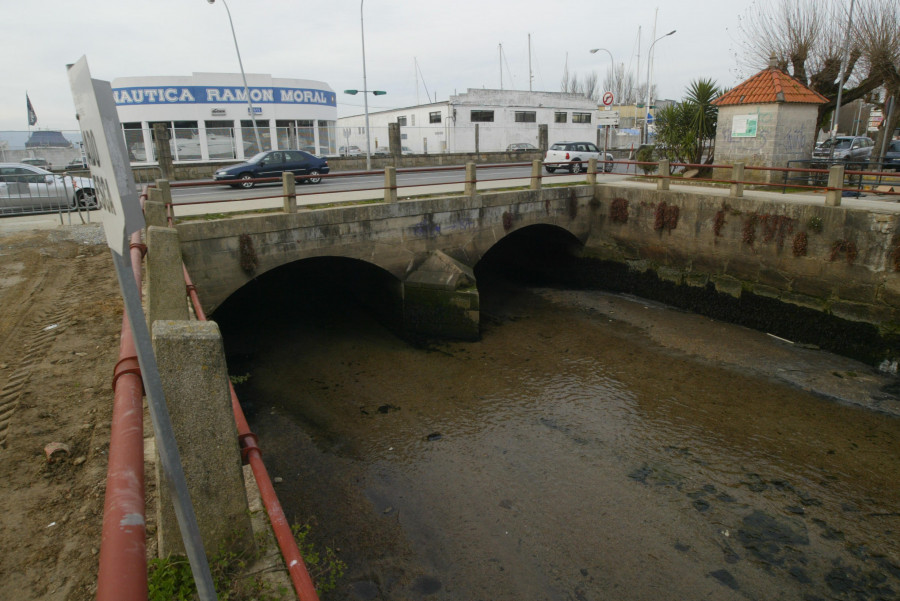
left=96, top=189, right=151, bottom=601
left=182, top=267, right=319, bottom=601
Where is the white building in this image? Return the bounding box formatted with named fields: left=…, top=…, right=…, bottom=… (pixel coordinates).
left=337, top=89, right=604, bottom=154
left=111, top=73, right=338, bottom=163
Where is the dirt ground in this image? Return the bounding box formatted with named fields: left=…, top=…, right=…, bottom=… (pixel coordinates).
left=0, top=224, right=122, bottom=600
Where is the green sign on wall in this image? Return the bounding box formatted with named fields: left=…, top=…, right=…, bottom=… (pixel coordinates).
left=732, top=113, right=758, bottom=138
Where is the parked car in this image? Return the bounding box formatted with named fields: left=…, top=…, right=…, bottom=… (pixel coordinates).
left=507, top=143, right=538, bottom=152
left=401, top=146, right=413, bottom=155
left=544, top=142, right=614, bottom=173
left=21, top=157, right=51, bottom=169
left=882, top=139, right=900, bottom=170
left=213, top=150, right=329, bottom=188
left=339, top=145, right=363, bottom=156
left=0, top=163, right=96, bottom=214
left=66, top=158, right=88, bottom=170
left=811, top=136, right=874, bottom=165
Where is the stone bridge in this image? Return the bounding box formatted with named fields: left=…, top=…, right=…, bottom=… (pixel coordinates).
left=166, top=178, right=900, bottom=362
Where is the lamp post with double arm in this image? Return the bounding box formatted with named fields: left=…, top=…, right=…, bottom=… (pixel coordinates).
left=643, top=30, right=676, bottom=144
left=207, top=0, right=262, bottom=153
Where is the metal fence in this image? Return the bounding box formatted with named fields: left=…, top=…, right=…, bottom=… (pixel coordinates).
left=784, top=159, right=900, bottom=194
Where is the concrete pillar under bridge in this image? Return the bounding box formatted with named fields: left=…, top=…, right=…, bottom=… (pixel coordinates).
left=402, top=251, right=479, bottom=340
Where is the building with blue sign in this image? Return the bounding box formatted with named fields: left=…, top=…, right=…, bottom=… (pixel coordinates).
left=111, top=73, right=337, bottom=163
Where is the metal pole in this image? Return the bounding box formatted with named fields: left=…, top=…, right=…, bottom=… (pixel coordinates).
left=361, top=0, right=372, bottom=171
left=215, top=0, right=262, bottom=152
left=644, top=31, right=676, bottom=145
left=111, top=248, right=217, bottom=601
left=829, top=0, right=856, bottom=161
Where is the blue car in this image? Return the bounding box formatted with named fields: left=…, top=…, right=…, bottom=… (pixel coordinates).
left=213, top=150, right=329, bottom=188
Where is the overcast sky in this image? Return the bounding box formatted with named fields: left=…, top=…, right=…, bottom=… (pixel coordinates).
left=2, top=0, right=761, bottom=132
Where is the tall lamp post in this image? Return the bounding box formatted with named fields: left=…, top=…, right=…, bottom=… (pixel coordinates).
left=207, top=0, right=262, bottom=153
left=589, top=47, right=615, bottom=74
left=643, top=29, right=676, bottom=144
left=343, top=87, right=386, bottom=171
left=590, top=47, right=616, bottom=162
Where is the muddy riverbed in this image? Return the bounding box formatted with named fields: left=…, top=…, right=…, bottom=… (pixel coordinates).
left=218, top=280, right=900, bottom=601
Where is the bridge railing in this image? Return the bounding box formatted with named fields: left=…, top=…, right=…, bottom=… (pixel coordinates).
left=152, top=158, right=900, bottom=222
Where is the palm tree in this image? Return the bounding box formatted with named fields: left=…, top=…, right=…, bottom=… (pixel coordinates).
left=684, top=78, right=720, bottom=165
left=655, top=79, right=721, bottom=168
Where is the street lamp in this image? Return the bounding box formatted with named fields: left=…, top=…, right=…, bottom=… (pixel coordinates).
left=343, top=88, right=386, bottom=170
left=207, top=0, right=262, bottom=153
left=589, top=47, right=615, bottom=71
left=643, top=29, right=676, bottom=144
left=829, top=0, right=856, bottom=162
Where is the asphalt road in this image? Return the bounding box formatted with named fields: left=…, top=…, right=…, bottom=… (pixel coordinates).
left=168, top=162, right=632, bottom=215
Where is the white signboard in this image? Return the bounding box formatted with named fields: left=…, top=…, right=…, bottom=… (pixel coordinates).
left=597, top=111, right=620, bottom=127
left=67, top=56, right=144, bottom=255
left=732, top=113, right=759, bottom=138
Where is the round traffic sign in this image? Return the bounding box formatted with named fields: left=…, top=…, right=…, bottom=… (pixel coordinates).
left=602, top=91, right=614, bottom=106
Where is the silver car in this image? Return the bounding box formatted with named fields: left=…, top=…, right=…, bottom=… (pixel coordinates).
left=0, top=163, right=97, bottom=215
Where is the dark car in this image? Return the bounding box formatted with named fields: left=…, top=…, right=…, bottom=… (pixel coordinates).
left=213, top=150, right=329, bottom=188
left=883, top=140, right=900, bottom=170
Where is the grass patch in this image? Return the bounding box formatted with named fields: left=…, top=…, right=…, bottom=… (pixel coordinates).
left=148, top=523, right=346, bottom=600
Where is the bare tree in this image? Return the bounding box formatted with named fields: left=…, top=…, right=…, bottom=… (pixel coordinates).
left=603, top=64, right=639, bottom=105
left=736, top=0, right=897, bottom=138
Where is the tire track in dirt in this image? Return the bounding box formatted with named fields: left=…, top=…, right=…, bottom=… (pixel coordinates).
left=0, top=256, right=96, bottom=448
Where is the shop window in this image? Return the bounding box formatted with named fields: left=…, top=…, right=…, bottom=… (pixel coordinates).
left=205, top=120, right=236, bottom=159
left=515, top=111, right=536, bottom=123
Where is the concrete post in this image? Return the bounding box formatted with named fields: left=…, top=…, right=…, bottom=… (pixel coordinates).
left=385, top=165, right=398, bottom=203
left=531, top=160, right=542, bottom=190
left=144, top=200, right=167, bottom=229
left=146, top=226, right=189, bottom=324
left=152, top=320, right=254, bottom=559
left=282, top=172, right=297, bottom=213
left=153, top=123, right=174, bottom=181
left=146, top=179, right=172, bottom=228
left=474, top=124, right=480, bottom=154
left=538, top=124, right=548, bottom=153
left=730, top=162, right=745, bottom=198
left=657, top=159, right=670, bottom=191
left=388, top=123, right=401, bottom=158
left=825, top=164, right=845, bottom=207
left=587, top=158, right=598, bottom=185
left=465, top=162, right=477, bottom=196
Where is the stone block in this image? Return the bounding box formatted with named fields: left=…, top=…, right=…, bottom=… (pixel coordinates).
left=780, top=292, right=828, bottom=311
left=684, top=272, right=709, bottom=288
left=712, top=275, right=743, bottom=298
left=152, top=320, right=253, bottom=559
left=751, top=284, right=782, bottom=299
left=656, top=266, right=684, bottom=285
left=790, top=275, right=836, bottom=299
left=830, top=300, right=894, bottom=324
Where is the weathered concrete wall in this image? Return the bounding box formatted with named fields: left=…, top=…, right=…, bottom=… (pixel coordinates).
left=589, top=186, right=900, bottom=334
left=175, top=181, right=900, bottom=359
left=714, top=103, right=819, bottom=183
left=177, top=185, right=598, bottom=314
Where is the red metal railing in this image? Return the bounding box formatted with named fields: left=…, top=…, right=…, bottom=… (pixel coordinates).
left=97, top=190, right=150, bottom=601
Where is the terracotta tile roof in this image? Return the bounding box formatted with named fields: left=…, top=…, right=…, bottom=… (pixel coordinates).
left=713, top=67, right=828, bottom=106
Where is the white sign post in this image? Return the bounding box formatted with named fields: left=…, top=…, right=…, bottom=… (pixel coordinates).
left=68, top=56, right=217, bottom=601
left=67, top=57, right=143, bottom=256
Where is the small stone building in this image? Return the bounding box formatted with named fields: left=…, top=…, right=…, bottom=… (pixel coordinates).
left=713, top=60, right=827, bottom=182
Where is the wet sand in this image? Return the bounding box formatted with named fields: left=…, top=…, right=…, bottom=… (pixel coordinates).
left=223, top=286, right=900, bottom=600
